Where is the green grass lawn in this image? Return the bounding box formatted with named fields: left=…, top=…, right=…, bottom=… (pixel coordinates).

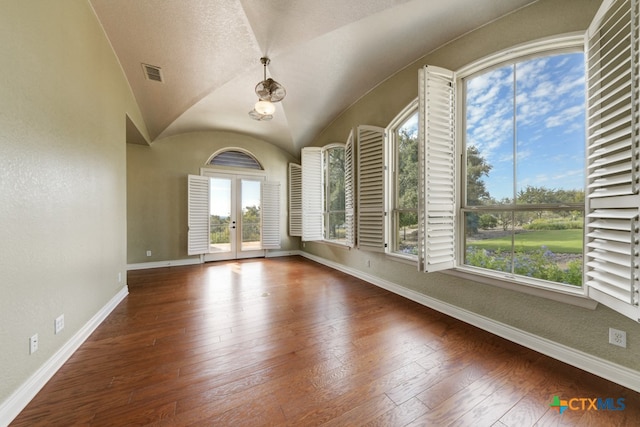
left=467, top=229, right=583, bottom=254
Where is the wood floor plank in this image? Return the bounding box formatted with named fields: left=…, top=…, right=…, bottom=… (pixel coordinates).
left=363, top=397, right=430, bottom=427
left=282, top=362, right=427, bottom=426
left=10, top=257, right=640, bottom=426
left=318, top=393, right=397, bottom=427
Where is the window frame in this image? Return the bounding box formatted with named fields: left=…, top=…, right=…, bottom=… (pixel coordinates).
left=453, top=34, right=588, bottom=294
left=323, top=143, right=347, bottom=244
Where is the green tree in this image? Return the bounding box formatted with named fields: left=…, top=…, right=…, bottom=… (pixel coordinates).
left=327, top=148, right=345, bottom=211
left=466, top=145, right=492, bottom=232
left=210, top=214, right=230, bottom=243
left=491, top=197, right=514, bottom=230
left=242, top=205, right=261, bottom=241
left=326, top=147, right=345, bottom=238
left=479, top=214, right=498, bottom=229
left=466, top=145, right=492, bottom=206
left=398, top=127, right=418, bottom=227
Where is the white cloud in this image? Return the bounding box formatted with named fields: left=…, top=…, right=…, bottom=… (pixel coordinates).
left=545, top=105, right=584, bottom=128
left=552, top=168, right=583, bottom=181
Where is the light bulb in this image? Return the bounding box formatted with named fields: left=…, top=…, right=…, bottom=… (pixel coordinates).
left=254, top=100, right=275, bottom=115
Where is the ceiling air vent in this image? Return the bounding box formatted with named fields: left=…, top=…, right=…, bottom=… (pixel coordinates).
left=142, top=63, right=163, bottom=82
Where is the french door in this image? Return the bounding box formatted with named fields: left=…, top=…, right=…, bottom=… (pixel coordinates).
left=204, top=173, right=265, bottom=261
left=188, top=170, right=280, bottom=261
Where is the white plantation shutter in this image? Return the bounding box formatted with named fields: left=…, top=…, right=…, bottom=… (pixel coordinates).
left=288, top=163, right=302, bottom=237
left=187, top=174, right=210, bottom=255
left=586, top=0, right=640, bottom=321
left=345, top=131, right=356, bottom=248
left=356, top=125, right=386, bottom=252
left=302, top=147, right=324, bottom=241
left=261, top=181, right=281, bottom=249
left=418, top=65, right=456, bottom=272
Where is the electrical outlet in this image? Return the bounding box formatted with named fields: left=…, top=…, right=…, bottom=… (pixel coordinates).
left=118, top=272, right=122, bottom=283
left=29, top=334, right=38, bottom=354
left=55, top=314, right=65, bottom=334
left=609, top=328, right=627, bottom=348
left=146, top=250, right=152, bottom=257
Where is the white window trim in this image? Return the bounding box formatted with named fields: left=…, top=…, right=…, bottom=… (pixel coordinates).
left=456, top=32, right=586, bottom=79
left=200, top=166, right=266, bottom=178
left=444, top=268, right=597, bottom=309
left=345, top=131, right=356, bottom=248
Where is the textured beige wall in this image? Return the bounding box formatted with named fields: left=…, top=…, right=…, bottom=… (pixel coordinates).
left=304, top=0, right=640, bottom=373
left=127, top=132, right=299, bottom=264
left=0, top=1, right=146, bottom=404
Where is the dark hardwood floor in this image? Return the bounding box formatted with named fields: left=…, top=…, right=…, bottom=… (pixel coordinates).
left=11, top=256, right=640, bottom=426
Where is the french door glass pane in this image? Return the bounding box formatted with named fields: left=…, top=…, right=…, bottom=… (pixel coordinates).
left=241, top=180, right=261, bottom=251
left=210, top=177, right=231, bottom=253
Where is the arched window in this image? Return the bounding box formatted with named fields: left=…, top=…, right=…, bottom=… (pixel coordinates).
left=208, top=149, right=263, bottom=170
left=459, top=46, right=585, bottom=287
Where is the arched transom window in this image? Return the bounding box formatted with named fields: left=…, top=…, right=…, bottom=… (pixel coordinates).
left=208, top=150, right=263, bottom=170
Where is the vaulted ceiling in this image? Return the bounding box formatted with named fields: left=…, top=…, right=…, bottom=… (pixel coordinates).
left=90, top=0, right=536, bottom=156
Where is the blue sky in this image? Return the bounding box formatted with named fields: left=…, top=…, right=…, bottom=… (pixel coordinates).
left=465, top=52, right=586, bottom=201
left=210, top=177, right=261, bottom=217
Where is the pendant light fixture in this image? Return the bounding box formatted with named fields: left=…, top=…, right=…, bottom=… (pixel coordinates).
left=249, top=57, right=286, bottom=121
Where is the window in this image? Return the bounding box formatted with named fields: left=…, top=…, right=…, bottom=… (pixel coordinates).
left=208, top=149, right=263, bottom=170
left=299, top=143, right=352, bottom=245
left=462, top=50, right=586, bottom=287
left=388, top=104, right=419, bottom=257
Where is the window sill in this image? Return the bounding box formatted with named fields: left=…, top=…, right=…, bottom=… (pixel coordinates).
left=308, top=239, right=351, bottom=249
left=386, top=251, right=418, bottom=267
left=444, top=266, right=597, bottom=310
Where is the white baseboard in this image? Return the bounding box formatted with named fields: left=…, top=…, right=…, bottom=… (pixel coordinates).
left=127, top=257, right=201, bottom=270
left=127, top=252, right=302, bottom=270
left=266, top=250, right=302, bottom=258
left=0, top=286, right=129, bottom=427
left=300, top=251, right=640, bottom=394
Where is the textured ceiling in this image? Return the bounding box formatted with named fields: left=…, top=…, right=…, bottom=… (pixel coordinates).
left=90, top=0, right=536, bottom=155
